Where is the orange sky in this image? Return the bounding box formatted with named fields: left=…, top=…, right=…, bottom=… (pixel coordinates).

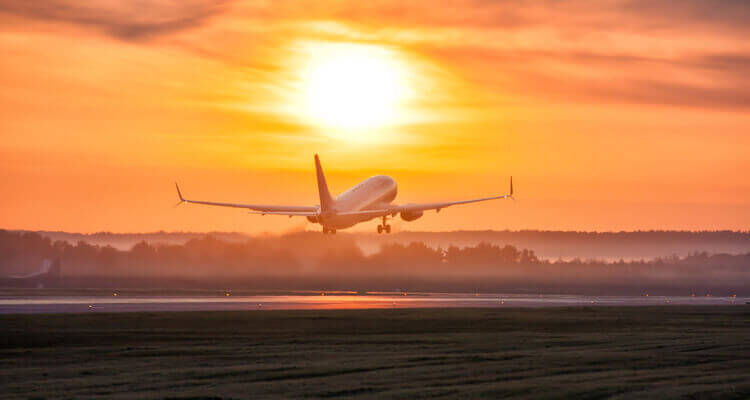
left=1, top=0, right=748, bottom=233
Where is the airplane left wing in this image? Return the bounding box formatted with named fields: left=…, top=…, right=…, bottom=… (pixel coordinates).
left=175, top=183, right=318, bottom=214
left=248, top=211, right=318, bottom=216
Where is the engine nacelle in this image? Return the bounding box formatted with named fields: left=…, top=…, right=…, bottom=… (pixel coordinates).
left=306, top=215, right=319, bottom=223
left=400, top=210, right=424, bottom=221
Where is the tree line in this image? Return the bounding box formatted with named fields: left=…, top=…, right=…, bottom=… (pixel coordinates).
left=1, top=230, right=748, bottom=281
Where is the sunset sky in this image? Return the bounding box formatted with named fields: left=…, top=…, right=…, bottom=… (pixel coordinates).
left=1, top=0, right=748, bottom=233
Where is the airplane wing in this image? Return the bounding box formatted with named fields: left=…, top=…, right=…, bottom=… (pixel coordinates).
left=248, top=211, right=318, bottom=216
left=334, top=209, right=396, bottom=218
left=175, top=183, right=318, bottom=214
left=336, top=177, right=514, bottom=218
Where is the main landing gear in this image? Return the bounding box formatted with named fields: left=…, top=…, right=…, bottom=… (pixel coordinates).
left=377, top=216, right=392, bottom=234
left=322, top=227, right=336, bottom=234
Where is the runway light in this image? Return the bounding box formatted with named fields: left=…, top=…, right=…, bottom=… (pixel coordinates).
left=113, top=293, right=117, bottom=297
left=225, top=292, right=230, bottom=297
left=88, top=305, right=93, bottom=309
left=321, top=292, right=325, bottom=296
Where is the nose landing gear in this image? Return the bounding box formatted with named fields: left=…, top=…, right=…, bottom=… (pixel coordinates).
left=377, top=216, right=392, bottom=234
left=322, top=227, right=336, bottom=234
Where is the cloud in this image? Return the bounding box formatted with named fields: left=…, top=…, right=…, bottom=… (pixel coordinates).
left=621, top=0, right=750, bottom=35
left=337, top=1, right=750, bottom=111
left=2, top=0, right=749, bottom=111
left=0, top=0, right=230, bottom=41
left=420, top=45, right=750, bottom=110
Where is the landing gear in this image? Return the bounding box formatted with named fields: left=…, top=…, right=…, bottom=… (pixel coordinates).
left=322, top=227, right=336, bottom=234
left=377, top=216, right=392, bottom=234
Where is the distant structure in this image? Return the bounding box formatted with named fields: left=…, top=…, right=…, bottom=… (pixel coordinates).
left=0, top=258, right=61, bottom=288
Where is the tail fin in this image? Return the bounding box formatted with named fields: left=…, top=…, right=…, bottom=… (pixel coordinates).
left=314, top=154, right=335, bottom=212
left=39, top=259, right=52, bottom=274
left=48, top=258, right=61, bottom=279
left=38, top=258, right=61, bottom=279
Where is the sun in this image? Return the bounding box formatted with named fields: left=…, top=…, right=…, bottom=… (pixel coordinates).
left=297, top=42, right=412, bottom=133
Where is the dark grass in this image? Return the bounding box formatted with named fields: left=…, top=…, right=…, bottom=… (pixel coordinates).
left=1, top=306, right=749, bottom=399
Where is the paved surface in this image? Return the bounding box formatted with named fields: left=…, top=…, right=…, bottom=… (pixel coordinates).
left=0, top=293, right=744, bottom=313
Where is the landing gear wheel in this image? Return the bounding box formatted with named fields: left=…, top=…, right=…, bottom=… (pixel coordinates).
left=378, top=216, right=392, bottom=234
left=330, top=229, right=336, bottom=234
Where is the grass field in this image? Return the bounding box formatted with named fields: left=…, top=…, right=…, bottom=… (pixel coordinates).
left=1, top=306, right=749, bottom=399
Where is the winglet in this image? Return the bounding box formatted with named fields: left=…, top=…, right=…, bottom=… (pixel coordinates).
left=175, top=182, right=185, bottom=202
left=314, top=154, right=335, bottom=212
left=510, top=176, right=513, bottom=197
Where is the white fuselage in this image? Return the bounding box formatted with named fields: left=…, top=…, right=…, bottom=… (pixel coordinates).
left=319, top=175, right=397, bottom=229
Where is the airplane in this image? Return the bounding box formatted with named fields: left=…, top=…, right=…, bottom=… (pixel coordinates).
left=175, top=154, right=513, bottom=234
left=0, top=258, right=61, bottom=288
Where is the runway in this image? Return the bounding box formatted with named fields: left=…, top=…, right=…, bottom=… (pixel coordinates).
left=0, top=292, right=745, bottom=313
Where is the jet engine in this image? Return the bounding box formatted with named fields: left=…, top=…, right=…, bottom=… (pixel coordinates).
left=400, top=210, right=424, bottom=221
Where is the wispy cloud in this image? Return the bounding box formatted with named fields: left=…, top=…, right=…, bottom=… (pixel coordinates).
left=0, top=0, right=231, bottom=41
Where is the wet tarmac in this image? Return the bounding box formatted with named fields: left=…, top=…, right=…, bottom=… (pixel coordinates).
left=0, top=293, right=745, bottom=313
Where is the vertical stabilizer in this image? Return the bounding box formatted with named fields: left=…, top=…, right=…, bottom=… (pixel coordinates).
left=314, top=154, right=335, bottom=212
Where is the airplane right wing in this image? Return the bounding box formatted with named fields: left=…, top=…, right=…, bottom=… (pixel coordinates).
left=395, top=177, right=513, bottom=213
left=175, top=183, right=318, bottom=215
left=335, top=177, right=514, bottom=218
